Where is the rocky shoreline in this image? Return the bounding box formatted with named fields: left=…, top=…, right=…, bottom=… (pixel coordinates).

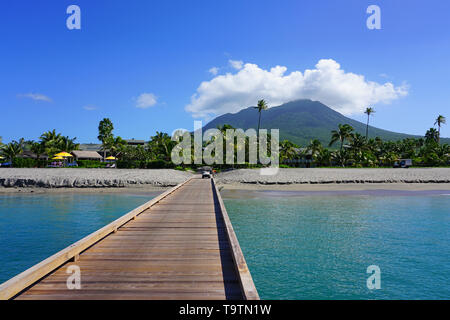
left=0, top=168, right=449, bottom=189
left=215, top=168, right=450, bottom=184
left=0, top=168, right=193, bottom=188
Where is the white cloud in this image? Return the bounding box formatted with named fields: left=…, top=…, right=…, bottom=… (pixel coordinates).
left=136, top=93, right=157, bottom=108
left=209, top=67, right=219, bottom=75
left=18, top=93, right=52, bottom=102
left=185, top=59, right=408, bottom=118
left=83, top=105, right=97, bottom=111
left=229, top=60, right=244, bottom=70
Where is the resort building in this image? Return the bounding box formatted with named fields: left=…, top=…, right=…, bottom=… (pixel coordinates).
left=124, top=139, right=146, bottom=146
left=71, top=150, right=103, bottom=161
left=282, top=148, right=313, bottom=167
left=78, top=140, right=146, bottom=153
left=78, top=143, right=102, bottom=151
left=18, top=151, right=48, bottom=160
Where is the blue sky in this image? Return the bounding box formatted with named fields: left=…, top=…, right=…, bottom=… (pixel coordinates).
left=1, top=0, right=449, bottom=143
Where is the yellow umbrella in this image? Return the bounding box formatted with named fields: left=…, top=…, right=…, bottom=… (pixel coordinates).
left=52, top=156, right=64, bottom=160
left=105, top=156, right=116, bottom=160
left=55, top=152, right=73, bottom=157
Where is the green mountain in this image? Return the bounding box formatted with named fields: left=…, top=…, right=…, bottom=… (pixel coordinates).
left=203, top=99, right=448, bottom=146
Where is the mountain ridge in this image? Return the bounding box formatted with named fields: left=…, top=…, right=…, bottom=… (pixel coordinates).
left=203, top=99, right=449, bottom=146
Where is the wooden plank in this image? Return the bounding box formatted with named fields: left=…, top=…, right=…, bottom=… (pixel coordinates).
left=212, top=178, right=260, bottom=300
left=0, top=177, right=193, bottom=300
left=2, top=177, right=258, bottom=300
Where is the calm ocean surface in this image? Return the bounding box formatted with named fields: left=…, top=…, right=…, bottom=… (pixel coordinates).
left=0, top=192, right=154, bottom=284
left=224, top=191, right=450, bottom=300
left=0, top=190, right=449, bottom=299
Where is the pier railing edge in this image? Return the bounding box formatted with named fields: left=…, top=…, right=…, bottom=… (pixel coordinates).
left=212, top=179, right=260, bottom=300
left=0, top=176, right=194, bottom=300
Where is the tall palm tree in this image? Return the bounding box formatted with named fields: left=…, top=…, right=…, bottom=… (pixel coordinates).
left=364, top=107, right=375, bottom=139
left=254, top=99, right=268, bottom=164
left=329, top=124, right=354, bottom=152
left=254, top=99, right=268, bottom=138
left=434, top=115, right=446, bottom=144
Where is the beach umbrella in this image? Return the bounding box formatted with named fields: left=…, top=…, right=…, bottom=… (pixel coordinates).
left=55, top=152, right=73, bottom=157
left=52, top=156, right=64, bottom=160
left=105, top=156, right=116, bottom=160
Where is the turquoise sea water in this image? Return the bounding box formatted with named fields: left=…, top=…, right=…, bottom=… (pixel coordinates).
left=0, top=190, right=449, bottom=299
left=0, top=192, right=152, bottom=283
left=224, top=191, right=450, bottom=300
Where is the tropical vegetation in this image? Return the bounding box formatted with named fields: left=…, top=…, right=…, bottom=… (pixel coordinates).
left=1, top=110, right=448, bottom=169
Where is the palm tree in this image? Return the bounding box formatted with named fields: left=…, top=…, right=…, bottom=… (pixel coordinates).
left=315, top=148, right=331, bottom=167
left=364, top=107, right=375, bottom=139
left=348, top=133, right=369, bottom=165
left=0, top=141, right=23, bottom=165
left=254, top=99, right=268, bottom=138
left=253, top=99, right=268, bottom=164
left=425, top=128, right=439, bottom=145
left=108, top=136, right=127, bottom=157
left=307, top=139, right=323, bottom=160
left=279, top=140, right=297, bottom=163
left=40, top=129, right=62, bottom=145
left=217, top=124, right=239, bottom=165
left=150, top=132, right=172, bottom=160
left=39, top=130, right=63, bottom=158
left=434, top=115, right=446, bottom=144
left=329, top=124, right=354, bottom=152
left=329, top=124, right=354, bottom=167
left=331, top=149, right=350, bottom=168
left=29, top=141, right=45, bottom=160
left=59, top=136, right=80, bottom=153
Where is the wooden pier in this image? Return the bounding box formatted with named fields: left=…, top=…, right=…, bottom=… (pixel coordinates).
left=0, top=177, right=259, bottom=300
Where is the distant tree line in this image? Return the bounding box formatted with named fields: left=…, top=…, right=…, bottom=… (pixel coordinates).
left=280, top=111, right=448, bottom=167
left=1, top=108, right=448, bottom=168
left=0, top=130, right=80, bottom=167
